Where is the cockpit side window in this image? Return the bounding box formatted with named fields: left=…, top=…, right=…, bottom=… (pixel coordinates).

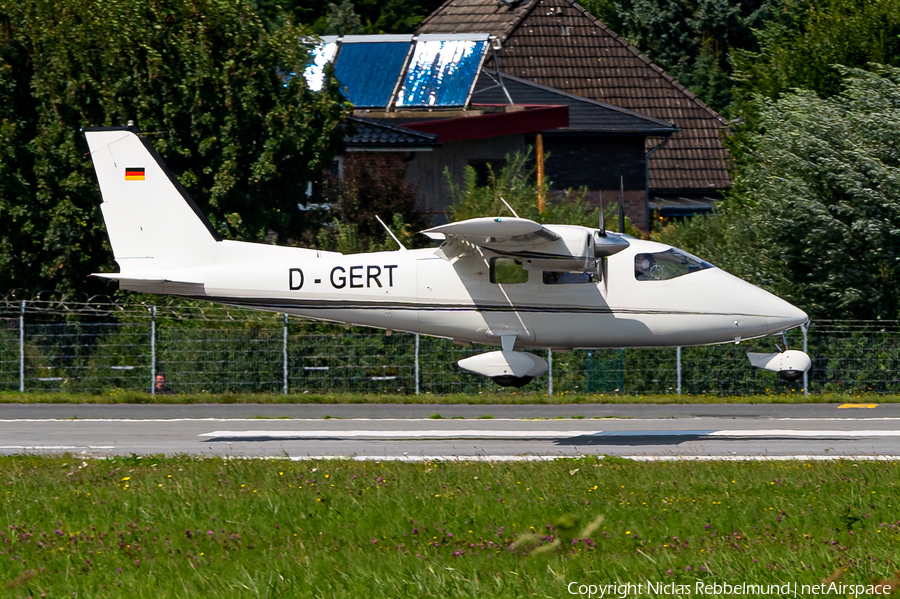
left=634, top=249, right=714, bottom=281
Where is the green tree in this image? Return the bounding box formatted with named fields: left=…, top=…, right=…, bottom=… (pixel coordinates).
left=0, top=0, right=351, bottom=295
left=325, top=0, right=363, bottom=35
left=581, top=0, right=770, bottom=113
left=263, top=0, right=446, bottom=34
left=732, top=0, right=900, bottom=102
left=312, top=156, right=426, bottom=254
left=659, top=66, right=900, bottom=320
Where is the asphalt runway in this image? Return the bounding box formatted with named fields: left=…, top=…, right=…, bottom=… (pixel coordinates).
left=2, top=402, right=900, bottom=460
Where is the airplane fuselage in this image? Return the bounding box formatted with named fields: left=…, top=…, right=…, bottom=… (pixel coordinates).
left=83, top=126, right=810, bottom=384
left=120, top=235, right=806, bottom=351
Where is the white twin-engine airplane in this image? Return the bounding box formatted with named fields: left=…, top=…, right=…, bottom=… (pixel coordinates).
left=84, top=126, right=812, bottom=388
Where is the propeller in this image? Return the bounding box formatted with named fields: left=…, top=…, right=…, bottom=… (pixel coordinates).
left=593, top=182, right=629, bottom=259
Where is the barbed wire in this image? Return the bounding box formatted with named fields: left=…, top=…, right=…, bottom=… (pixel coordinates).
left=3, top=292, right=900, bottom=331
left=0, top=292, right=308, bottom=323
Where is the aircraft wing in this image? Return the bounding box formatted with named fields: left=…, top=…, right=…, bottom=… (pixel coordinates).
left=422, top=217, right=563, bottom=261
left=422, top=217, right=560, bottom=245
left=423, top=216, right=628, bottom=266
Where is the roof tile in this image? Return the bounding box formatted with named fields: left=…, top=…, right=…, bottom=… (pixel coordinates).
left=419, top=0, right=732, bottom=192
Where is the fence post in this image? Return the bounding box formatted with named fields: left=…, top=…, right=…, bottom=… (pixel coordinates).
left=802, top=321, right=810, bottom=396
left=547, top=349, right=553, bottom=396
left=414, top=334, right=420, bottom=395
left=283, top=313, right=289, bottom=395
left=150, top=305, right=156, bottom=396
left=676, top=346, right=682, bottom=396
left=19, top=300, right=25, bottom=393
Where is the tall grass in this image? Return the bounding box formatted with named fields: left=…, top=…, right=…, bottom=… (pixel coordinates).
left=2, top=456, right=899, bottom=597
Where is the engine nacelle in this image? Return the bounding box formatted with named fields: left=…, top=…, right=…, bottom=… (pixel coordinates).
left=458, top=350, right=549, bottom=387
left=747, top=350, right=811, bottom=382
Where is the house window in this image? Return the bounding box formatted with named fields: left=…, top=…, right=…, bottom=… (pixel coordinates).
left=490, top=258, right=529, bottom=284
left=300, top=157, right=343, bottom=209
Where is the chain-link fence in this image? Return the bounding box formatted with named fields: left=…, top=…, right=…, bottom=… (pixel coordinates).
left=0, top=298, right=897, bottom=395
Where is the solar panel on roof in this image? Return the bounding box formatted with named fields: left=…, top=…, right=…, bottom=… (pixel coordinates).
left=334, top=42, right=411, bottom=107
left=303, top=33, right=490, bottom=109
left=303, top=41, right=338, bottom=92
left=395, top=38, right=489, bottom=107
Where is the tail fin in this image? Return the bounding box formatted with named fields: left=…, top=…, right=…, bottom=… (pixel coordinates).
left=83, top=126, right=221, bottom=274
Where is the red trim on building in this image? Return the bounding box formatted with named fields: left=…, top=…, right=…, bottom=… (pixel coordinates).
left=403, top=105, right=568, bottom=142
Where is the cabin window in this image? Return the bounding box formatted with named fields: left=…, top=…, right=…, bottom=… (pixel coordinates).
left=542, top=271, right=600, bottom=285
left=490, top=258, right=529, bottom=284
left=634, top=249, right=714, bottom=281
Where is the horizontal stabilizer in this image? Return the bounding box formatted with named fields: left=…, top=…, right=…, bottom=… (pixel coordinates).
left=91, top=273, right=201, bottom=285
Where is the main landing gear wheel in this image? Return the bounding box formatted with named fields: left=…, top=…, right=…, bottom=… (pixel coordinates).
left=491, top=375, right=534, bottom=388
left=778, top=370, right=804, bottom=382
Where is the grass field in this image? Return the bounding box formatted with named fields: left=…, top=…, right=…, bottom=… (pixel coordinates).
left=2, top=455, right=899, bottom=598
left=0, top=391, right=895, bottom=404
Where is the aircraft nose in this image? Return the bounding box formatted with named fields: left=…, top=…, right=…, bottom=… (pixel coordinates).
left=766, top=297, right=808, bottom=334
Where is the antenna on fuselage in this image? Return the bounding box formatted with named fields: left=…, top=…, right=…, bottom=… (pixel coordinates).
left=499, top=197, right=519, bottom=218
left=375, top=215, right=407, bottom=251
left=618, top=176, right=625, bottom=234
left=597, top=189, right=606, bottom=236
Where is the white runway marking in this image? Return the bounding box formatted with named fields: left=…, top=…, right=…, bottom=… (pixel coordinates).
left=198, top=428, right=900, bottom=440
left=199, top=429, right=600, bottom=439
left=0, top=445, right=115, bottom=450
left=5, top=416, right=900, bottom=424
left=710, top=429, right=900, bottom=437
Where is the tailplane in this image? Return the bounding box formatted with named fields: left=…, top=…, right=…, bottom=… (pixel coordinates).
left=83, top=126, right=221, bottom=274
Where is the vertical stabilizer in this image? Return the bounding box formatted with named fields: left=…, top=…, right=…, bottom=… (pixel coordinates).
left=83, top=126, right=221, bottom=273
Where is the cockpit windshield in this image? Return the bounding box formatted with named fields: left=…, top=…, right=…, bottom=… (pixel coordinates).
left=634, top=248, right=714, bottom=281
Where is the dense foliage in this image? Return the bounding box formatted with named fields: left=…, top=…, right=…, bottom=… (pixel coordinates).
left=0, top=0, right=350, bottom=295
left=583, top=0, right=900, bottom=115
left=262, top=0, right=446, bottom=35
left=4, top=0, right=900, bottom=322
left=659, top=67, right=900, bottom=320
left=582, top=0, right=769, bottom=113
left=731, top=0, right=900, bottom=104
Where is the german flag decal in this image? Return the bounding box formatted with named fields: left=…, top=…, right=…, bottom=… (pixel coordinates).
left=124, top=167, right=145, bottom=181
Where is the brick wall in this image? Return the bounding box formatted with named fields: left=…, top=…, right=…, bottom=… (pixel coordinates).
left=343, top=152, right=409, bottom=181
left=569, top=189, right=647, bottom=233
left=538, top=135, right=648, bottom=231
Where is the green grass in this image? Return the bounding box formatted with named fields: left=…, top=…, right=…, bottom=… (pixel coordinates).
left=2, top=456, right=900, bottom=598
left=0, top=391, right=896, bottom=404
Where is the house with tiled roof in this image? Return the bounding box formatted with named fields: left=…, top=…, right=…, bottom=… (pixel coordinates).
left=310, top=33, right=685, bottom=228
left=417, top=0, right=733, bottom=221
left=399, top=71, right=677, bottom=223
